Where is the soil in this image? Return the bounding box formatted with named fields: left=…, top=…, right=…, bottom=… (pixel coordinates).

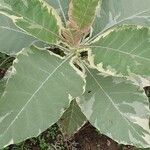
left=4, top=122, right=141, bottom=150
left=73, top=122, right=136, bottom=150
left=0, top=54, right=14, bottom=79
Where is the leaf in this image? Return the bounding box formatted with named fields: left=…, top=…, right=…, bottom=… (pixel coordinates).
left=45, top=0, right=69, bottom=25
left=58, top=99, right=87, bottom=136
left=0, top=13, right=36, bottom=54
left=90, top=0, right=150, bottom=42
left=62, top=0, right=99, bottom=45
left=78, top=68, right=150, bottom=148
left=88, top=25, right=150, bottom=76
left=0, top=46, right=84, bottom=149
left=0, top=0, right=63, bottom=45
left=68, top=0, right=99, bottom=30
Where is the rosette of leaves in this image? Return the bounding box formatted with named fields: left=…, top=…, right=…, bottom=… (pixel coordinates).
left=0, top=0, right=150, bottom=149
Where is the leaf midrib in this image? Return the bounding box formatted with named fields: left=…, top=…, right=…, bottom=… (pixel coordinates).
left=57, top=0, right=67, bottom=24
left=87, top=45, right=150, bottom=62
left=0, top=26, right=28, bottom=34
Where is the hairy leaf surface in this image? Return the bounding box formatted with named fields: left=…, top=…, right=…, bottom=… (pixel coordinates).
left=0, top=46, right=84, bottom=149
left=0, top=14, right=36, bottom=54
left=59, top=99, right=87, bottom=135
left=91, top=0, right=150, bottom=42
left=0, top=0, right=62, bottom=45
left=79, top=68, right=150, bottom=147
left=88, top=25, right=150, bottom=76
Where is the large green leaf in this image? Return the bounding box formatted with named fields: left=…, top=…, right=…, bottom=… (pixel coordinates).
left=45, top=0, right=69, bottom=25
left=0, top=46, right=84, bottom=149
left=88, top=25, right=150, bottom=76
left=90, top=0, right=150, bottom=42
left=58, top=99, right=87, bottom=135
left=79, top=68, right=150, bottom=148
left=0, top=0, right=63, bottom=45
left=0, top=14, right=36, bottom=54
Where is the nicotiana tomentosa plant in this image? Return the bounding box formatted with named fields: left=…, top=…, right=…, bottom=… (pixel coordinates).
left=0, top=0, right=150, bottom=148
